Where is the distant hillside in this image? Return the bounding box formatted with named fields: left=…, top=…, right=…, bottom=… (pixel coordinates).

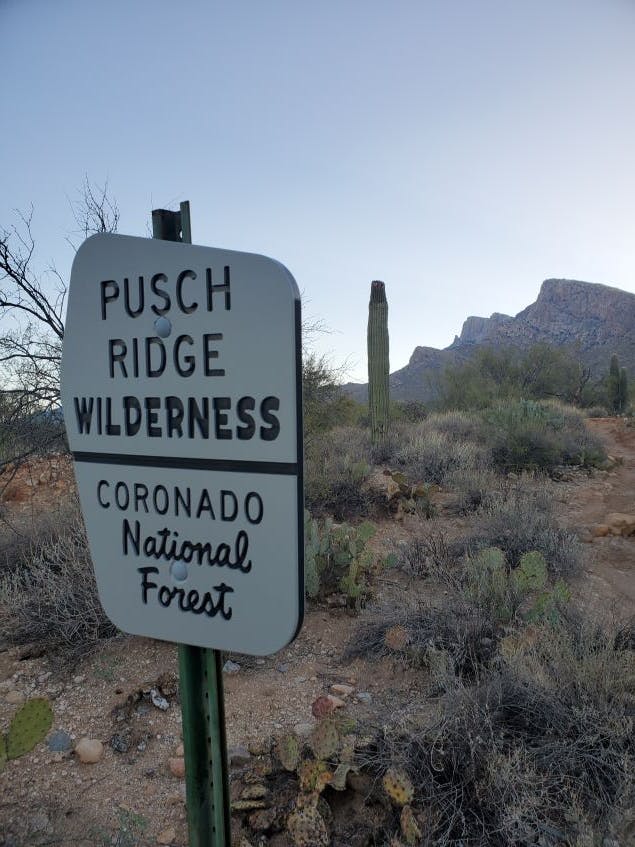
left=343, top=279, right=635, bottom=403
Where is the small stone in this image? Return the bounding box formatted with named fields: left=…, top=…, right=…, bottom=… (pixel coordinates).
left=75, top=738, right=104, bottom=764
left=47, top=730, right=73, bottom=753
left=356, top=692, right=372, bottom=704
left=326, top=694, right=345, bottom=709
left=29, top=811, right=50, bottom=833
left=168, top=757, right=185, bottom=778
left=5, top=690, right=25, bottom=705
left=73, top=675, right=86, bottom=684
left=331, top=683, right=354, bottom=697
left=110, top=733, right=131, bottom=754
left=223, top=660, right=241, bottom=674
left=175, top=743, right=184, bottom=757
left=228, top=745, right=251, bottom=766
left=156, top=826, right=176, bottom=845
left=593, top=524, right=610, bottom=537
left=150, top=689, right=170, bottom=711
left=255, top=659, right=265, bottom=666
left=276, top=663, right=290, bottom=673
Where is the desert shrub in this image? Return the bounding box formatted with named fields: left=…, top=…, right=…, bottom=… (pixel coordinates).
left=392, top=527, right=463, bottom=586
left=0, top=503, right=117, bottom=660
left=304, top=425, right=374, bottom=519
left=463, top=487, right=581, bottom=577
left=372, top=616, right=634, bottom=846
left=425, top=408, right=486, bottom=442
left=444, top=466, right=500, bottom=514
left=345, top=601, right=498, bottom=685
left=389, top=425, right=489, bottom=485
left=484, top=399, right=606, bottom=472
left=584, top=404, right=609, bottom=418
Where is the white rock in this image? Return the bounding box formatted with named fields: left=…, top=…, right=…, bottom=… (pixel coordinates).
left=74, top=737, right=104, bottom=764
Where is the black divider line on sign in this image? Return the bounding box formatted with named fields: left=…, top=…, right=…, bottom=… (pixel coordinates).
left=72, top=452, right=299, bottom=476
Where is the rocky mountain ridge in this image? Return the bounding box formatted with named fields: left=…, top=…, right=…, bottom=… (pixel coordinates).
left=344, top=278, right=635, bottom=403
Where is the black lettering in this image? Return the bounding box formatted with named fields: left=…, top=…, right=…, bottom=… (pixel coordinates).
left=176, top=270, right=198, bottom=313
left=124, top=396, right=142, bottom=436
left=150, top=273, right=171, bottom=315
left=138, top=567, right=159, bottom=603
left=115, top=482, right=130, bottom=510
left=221, top=490, right=238, bottom=521
left=166, top=396, right=184, bottom=437
left=175, top=487, right=191, bottom=517
left=134, top=483, right=149, bottom=513
left=236, top=396, right=256, bottom=439
left=174, top=335, right=195, bottom=377
left=145, top=397, right=162, bottom=437
left=206, top=266, right=231, bottom=311
left=158, top=585, right=173, bottom=607
left=213, top=398, right=232, bottom=440
left=109, top=339, right=127, bottom=378
left=123, top=518, right=140, bottom=555
left=245, top=492, right=264, bottom=525
left=74, top=397, right=94, bottom=434
left=203, top=333, right=225, bottom=376
left=153, top=485, right=169, bottom=514
left=97, top=480, right=110, bottom=508
left=188, top=397, right=210, bottom=438
left=196, top=489, right=215, bottom=519
left=124, top=276, right=144, bottom=318
left=100, top=280, right=119, bottom=320
left=105, top=397, right=121, bottom=435
left=260, top=396, right=280, bottom=440
left=146, top=337, right=166, bottom=378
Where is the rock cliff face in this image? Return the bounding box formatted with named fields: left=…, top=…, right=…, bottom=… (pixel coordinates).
left=343, top=279, right=635, bottom=403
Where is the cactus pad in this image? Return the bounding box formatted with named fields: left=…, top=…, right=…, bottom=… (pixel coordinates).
left=277, top=733, right=300, bottom=771
left=298, top=758, right=331, bottom=793
left=287, top=804, right=329, bottom=847
left=383, top=767, right=414, bottom=806
left=309, top=717, right=340, bottom=760
left=400, top=804, right=422, bottom=845
left=0, top=736, right=6, bottom=773
left=7, top=698, right=53, bottom=760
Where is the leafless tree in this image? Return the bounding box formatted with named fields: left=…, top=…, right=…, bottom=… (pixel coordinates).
left=0, top=180, right=118, bottom=467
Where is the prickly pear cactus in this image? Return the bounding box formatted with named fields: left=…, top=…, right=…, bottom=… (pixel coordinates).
left=400, top=804, right=422, bottom=845
left=6, top=698, right=53, bottom=760
left=287, top=802, right=329, bottom=847
left=0, top=736, right=6, bottom=773
left=309, top=717, right=340, bottom=760
left=383, top=767, right=414, bottom=806
left=277, top=733, right=301, bottom=771
left=298, top=758, right=332, bottom=794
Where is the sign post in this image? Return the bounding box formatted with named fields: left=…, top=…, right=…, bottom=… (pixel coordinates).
left=60, top=203, right=304, bottom=847
left=154, top=202, right=230, bottom=846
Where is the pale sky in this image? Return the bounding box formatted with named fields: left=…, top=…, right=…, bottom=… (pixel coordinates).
left=2, top=0, right=635, bottom=381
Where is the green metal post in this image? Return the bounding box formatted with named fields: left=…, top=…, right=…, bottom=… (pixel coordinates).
left=152, top=202, right=231, bottom=846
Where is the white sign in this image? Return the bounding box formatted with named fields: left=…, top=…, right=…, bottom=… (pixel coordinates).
left=61, top=233, right=303, bottom=655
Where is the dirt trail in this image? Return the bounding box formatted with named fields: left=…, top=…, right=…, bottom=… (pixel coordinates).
left=557, top=417, right=635, bottom=615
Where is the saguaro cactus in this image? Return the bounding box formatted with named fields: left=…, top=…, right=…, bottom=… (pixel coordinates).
left=367, top=280, right=390, bottom=445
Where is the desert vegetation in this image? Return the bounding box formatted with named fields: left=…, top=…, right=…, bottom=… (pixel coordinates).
left=0, top=207, right=632, bottom=846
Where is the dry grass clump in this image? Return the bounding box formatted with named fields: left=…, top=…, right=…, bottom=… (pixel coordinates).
left=369, top=616, right=634, bottom=846
left=0, top=501, right=117, bottom=661
left=463, top=485, right=581, bottom=577
left=304, top=425, right=376, bottom=520
left=345, top=602, right=498, bottom=686
left=389, top=426, right=490, bottom=485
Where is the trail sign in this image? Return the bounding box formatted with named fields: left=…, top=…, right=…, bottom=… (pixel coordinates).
left=61, top=233, right=303, bottom=655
